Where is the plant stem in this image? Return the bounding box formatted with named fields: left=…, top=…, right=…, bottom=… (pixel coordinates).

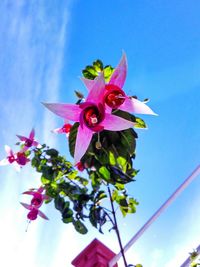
left=107, top=184, right=128, bottom=267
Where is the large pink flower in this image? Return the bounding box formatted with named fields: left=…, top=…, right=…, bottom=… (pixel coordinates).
left=82, top=53, right=156, bottom=115
left=43, top=73, right=135, bottom=163
left=17, top=128, right=40, bottom=151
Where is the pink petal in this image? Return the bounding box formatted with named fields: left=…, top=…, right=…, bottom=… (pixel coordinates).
left=86, top=73, right=105, bottom=103
left=22, top=191, right=35, bottom=196
left=16, top=135, right=27, bottom=141
left=0, top=158, right=9, bottom=166
left=13, top=162, right=21, bottom=172
left=29, top=128, right=35, bottom=140
left=100, top=113, right=134, bottom=131
left=52, top=127, right=64, bottom=134
left=38, top=210, right=49, bottom=220
left=5, top=145, right=12, bottom=156
left=81, top=77, right=95, bottom=91
left=32, top=140, right=39, bottom=147
left=109, top=52, right=127, bottom=88
left=20, top=202, right=32, bottom=210
left=121, top=97, right=157, bottom=115
left=74, top=124, right=93, bottom=164
left=43, top=103, right=81, bottom=121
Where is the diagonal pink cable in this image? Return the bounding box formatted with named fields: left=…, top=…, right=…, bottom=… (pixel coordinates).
left=180, top=243, right=200, bottom=267
left=109, top=164, right=200, bottom=267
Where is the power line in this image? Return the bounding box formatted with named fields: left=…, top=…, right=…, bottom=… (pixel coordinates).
left=109, top=165, right=200, bottom=267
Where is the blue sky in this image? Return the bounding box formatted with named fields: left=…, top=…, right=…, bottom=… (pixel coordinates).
left=0, top=1, right=200, bottom=266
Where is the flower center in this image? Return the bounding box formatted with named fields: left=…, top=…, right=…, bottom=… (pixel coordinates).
left=104, top=84, right=125, bottom=109
left=31, top=196, right=42, bottom=207
left=79, top=102, right=105, bottom=132
left=25, top=139, right=33, bottom=147
left=84, top=107, right=99, bottom=127
left=16, top=152, right=27, bottom=165
left=7, top=155, right=15, bottom=163
left=62, top=123, right=72, bottom=133
left=27, top=208, right=38, bottom=220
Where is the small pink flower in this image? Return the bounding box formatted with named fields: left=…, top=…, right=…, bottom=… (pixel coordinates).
left=0, top=145, right=28, bottom=171
left=22, top=187, right=49, bottom=208
left=17, top=128, right=40, bottom=151
left=82, top=53, right=157, bottom=116
left=75, top=162, right=85, bottom=172
left=43, top=73, right=135, bottom=163
left=20, top=202, right=49, bottom=221
left=52, top=121, right=72, bottom=137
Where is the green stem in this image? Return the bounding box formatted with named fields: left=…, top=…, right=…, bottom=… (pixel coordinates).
left=107, top=184, right=128, bottom=267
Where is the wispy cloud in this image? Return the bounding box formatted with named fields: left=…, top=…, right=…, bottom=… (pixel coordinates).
left=0, top=1, right=71, bottom=266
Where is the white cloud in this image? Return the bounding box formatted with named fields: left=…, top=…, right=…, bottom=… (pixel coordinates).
left=0, top=1, right=71, bottom=267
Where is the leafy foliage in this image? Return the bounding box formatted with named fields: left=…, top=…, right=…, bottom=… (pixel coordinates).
left=82, top=59, right=114, bottom=82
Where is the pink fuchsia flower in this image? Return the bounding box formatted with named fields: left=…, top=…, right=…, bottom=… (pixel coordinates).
left=82, top=53, right=156, bottom=115
left=75, top=161, right=85, bottom=172
left=17, top=128, right=40, bottom=151
left=52, top=120, right=72, bottom=137
left=20, top=202, right=49, bottom=221
left=22, top=187, right=49, bottom=208
left=0, top=145, right=29, bottom=171
left=43, top=73, right=135, bottom=163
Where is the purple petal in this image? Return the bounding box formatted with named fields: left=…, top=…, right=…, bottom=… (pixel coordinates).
left=38, top=210, right=49, bottom=220
left=74, top=124, right=93, bottom=163
left=29, top=128, right=35, bottom=140
left=81, top=77, right=95, bottom=91
left=16, top=135, right=27, bottom=141
left=109, top=52, right=127, bottom=88
left=32, top=141, right=40, bottom=147
left=121, top=97, right=157, bottom=115
left=20, top=202, right=32, bottom=210
left=22, top=191, right=35, bottom=196
left=100, top=113, right=134, bottom=131
left=43, top=103, right=81, bottom=121
left=86, top=73, right=105, bottom=104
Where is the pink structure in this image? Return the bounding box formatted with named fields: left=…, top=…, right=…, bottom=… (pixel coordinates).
left=71, top=238, right=118, bottom=267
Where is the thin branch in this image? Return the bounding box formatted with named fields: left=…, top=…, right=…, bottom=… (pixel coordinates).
left=107, top=184, right=128, bottom=267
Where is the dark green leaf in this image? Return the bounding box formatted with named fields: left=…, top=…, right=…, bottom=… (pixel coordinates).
left=46, top=149, right=58, bottom=157
left=68, top=122, right=79, bottom=157
left=73, top=219, right=88, bottom=234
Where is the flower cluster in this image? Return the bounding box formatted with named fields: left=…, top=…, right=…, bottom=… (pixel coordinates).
left=0, top=129, right=39, bottom=171
left=43, top=53, right=156, bottom=164
left=20, top=187, right=49, bottom=221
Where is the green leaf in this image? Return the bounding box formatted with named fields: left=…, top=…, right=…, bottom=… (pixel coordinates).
left=134, top=117, right=147, bottom=129
left=82, top=65, right=98, bottom=79
left=103, top=65, right=115, bottom=82
left=73, top=219, right=88, bottom=234
left=46, top=148, right=58, bottom=157
left=117, top=156, right=127, bottom=172
left=68, top=170, right=78, bottom=179
left=41, top=176, right=51, bottom=185
left=62, top=206, right=73, bottom=221
left=93, top=59, right=103, bottom=72
left=109, top=151, right=116, bottom=165
left=54, top=195, right=65, bottom=211
left=99, top=166, right=110, bottom=180
left=68, top=122, right=79, bottom=157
